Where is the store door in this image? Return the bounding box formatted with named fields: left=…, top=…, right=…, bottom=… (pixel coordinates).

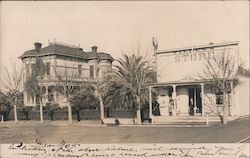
left=189, top=87, right=202, bottom=116
left=188, top=88, right=195, bottom=116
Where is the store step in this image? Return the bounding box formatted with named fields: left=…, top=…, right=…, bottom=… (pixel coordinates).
left=151, top=116, right=221, bottom=125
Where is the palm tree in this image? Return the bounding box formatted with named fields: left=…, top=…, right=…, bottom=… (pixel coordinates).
left=112, top=54, right=155, bottom=124
left=104, top=81, right=134, bottom=110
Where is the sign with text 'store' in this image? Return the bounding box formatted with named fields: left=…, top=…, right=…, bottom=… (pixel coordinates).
left=156, top=45, right=238, bottom=83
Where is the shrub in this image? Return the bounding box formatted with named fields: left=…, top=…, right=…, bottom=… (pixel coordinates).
left=0, top=92, right=12, bottom=120
left=44, top=103, right=60, bottom=121
left=20, top=106, right=33, bottom=120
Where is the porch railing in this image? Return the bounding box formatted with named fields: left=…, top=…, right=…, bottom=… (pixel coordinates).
left=36, top=75, right=96, bottom=83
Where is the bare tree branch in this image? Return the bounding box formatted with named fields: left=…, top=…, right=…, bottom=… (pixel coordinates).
left=199, top=47, right=241, bottom=124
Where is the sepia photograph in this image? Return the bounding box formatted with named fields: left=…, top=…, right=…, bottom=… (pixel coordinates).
left=0, top=1, right=249, bottom=158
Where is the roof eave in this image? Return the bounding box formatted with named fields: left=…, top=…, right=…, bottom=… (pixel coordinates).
left=155, top=41, right=240, bottom=54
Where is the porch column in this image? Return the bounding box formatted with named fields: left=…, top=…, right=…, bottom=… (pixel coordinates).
left=54, top=56, right=57, bottom=76
left=172, top=84, right=177, bottom=116
left=200, top=83, right=205, bottom=116
left=23, top=91, right=28, bottom=105
left=45, top=86, right=49, bottom=102
left=149, top=86, right=153, bottom=119
left=33, top=94, right=36, bottom=106
left=194, top=88, right=197, bottom=114
left=54, top=91, right=57, bottom=102
left=229, top=81, right=234, bottom=116
left=63, top=85, right=67, bottom=106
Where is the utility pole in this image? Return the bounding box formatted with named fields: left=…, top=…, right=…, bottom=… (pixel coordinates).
left=152, top=37, right=158, bottom=81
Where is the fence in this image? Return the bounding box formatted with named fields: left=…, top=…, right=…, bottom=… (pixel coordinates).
left=106, top=109, right=136, bottom=118
left=3, top=109, right=146, bottom=121
left=6, top=110, right=99, bottom=121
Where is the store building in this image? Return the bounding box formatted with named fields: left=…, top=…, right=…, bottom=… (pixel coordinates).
left=148, top=41, right=249, bottom=123
left=19, top=42, right=113, bottom=107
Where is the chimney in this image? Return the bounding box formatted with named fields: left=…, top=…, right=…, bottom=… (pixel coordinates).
left=34, top=42, right=42, bottom=51
left=91, top=46, right=98, bottom=53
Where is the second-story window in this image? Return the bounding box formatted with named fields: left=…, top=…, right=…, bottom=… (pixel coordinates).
left=46, top=63, right=50, bottom=75
left=78, top=65, right=82, bottom=76
left=90, top=65, right=94, bottom=78
left=48, top=86, right=54, bottom=102
left=25, top=64, right=30, bottom=79
left=31, top=64, right=36, bottom=76
left=96, top=67, right=99, bottom=78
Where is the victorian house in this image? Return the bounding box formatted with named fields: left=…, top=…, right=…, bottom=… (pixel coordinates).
left=19, top=42, right=113, bottom=107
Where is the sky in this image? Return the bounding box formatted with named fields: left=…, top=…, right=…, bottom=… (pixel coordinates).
left=0, top=1, right=249, bottom=70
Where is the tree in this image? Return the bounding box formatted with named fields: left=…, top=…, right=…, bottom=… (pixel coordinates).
left=92, top=79, right=107, bottom=121
left=0, top=91, right=12, bottom=120
left=104, top=81, right=134, bottom=110
left=80, top=78, right=109, bottom=121
left=56, top=71, right=111, bottom=123
left=1, top=61, right=24, bottom=122
left=112, top=53, right=156, bottom=124
left=201, top=48, right=241, bottom=124
left=24, top=57, right=46, bottom=123
left=55, top=70, right=80, bottom=124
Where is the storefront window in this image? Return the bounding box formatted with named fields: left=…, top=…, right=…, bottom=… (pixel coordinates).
left=168, top=89, right=172, bottom=97
left=215, top=88, right=223, bottom=105
left=216, top=94, right=223, bottom=105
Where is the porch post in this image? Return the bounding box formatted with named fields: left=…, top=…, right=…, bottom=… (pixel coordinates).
left=23, top=91, right=28, bottom=106
left=45, top=86, right=48, bottom=103
left=172, top=84, right=177, bottom=116
left=149, top=86, right=153, bottom=119
left=194, top=87, right=197, bottom=114
left=53, top=90, right=56, bottom=102
left=229, top=81, right=234, bottom=116
left=34, top=93, right=37, bottom=106
left=200, top=83, right=205, bottom=116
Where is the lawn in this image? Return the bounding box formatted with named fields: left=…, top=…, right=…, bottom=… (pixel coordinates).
left=0, top=117, right=249, bottom=143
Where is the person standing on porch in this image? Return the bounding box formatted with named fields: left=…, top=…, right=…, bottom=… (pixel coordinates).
left=189, top=98, right=194, bottom=116
left=168, top=99, right=174, bottom=116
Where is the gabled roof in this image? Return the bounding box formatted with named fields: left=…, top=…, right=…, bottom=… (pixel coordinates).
left=19, top=43, right=113, bottom=61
